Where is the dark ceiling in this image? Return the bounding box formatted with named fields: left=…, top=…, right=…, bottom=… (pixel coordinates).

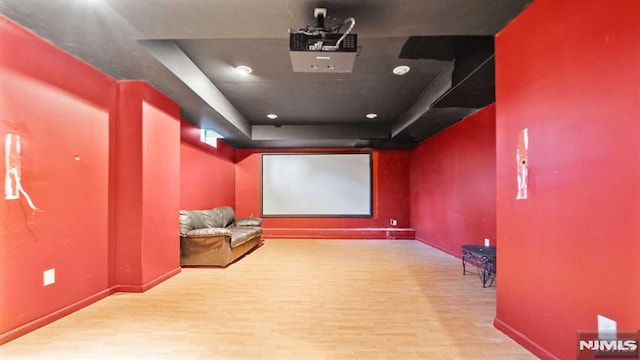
left=0, top=0, right=531, bottom=149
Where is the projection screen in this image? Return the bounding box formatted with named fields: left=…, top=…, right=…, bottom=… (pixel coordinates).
left=261, top=153, right=372, bottom=217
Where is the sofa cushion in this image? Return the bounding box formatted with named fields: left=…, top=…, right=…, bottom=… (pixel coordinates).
left=235, top=217, right=263, bottom=227
left=229, top=227, right=261, bottom=248
left=207, top=206, right=236, bottom=228
left=179, top=210, right=210, bottom=237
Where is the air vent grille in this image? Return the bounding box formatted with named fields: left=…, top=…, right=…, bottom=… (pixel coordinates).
left=290, top=33, right=357, bottom=52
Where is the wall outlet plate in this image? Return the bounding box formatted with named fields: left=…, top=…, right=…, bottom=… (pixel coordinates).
left=390, top=219, right=397, bottom=226
left=43, top=268, right=55, bottom=286
left=597, top=314, right=616, bottom=340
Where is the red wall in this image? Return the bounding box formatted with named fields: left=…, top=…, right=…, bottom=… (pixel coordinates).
left=0, top=17, right=182, bottom=344
left=494, top=1, right=640, bottom=359
left=114, top=82, right=181, bottom=290
left=0, top=16, right=115, bottom=343
left=140, top=99, right=181, bottom=285
left=180, top=120, right=236, bottom=210
left=409, top=105, right=497, bottom=256
left=235, top=148, right=411, bottom=236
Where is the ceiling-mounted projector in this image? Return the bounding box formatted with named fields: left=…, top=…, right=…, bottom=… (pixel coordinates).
left=289, top=8, right=357, bottom=73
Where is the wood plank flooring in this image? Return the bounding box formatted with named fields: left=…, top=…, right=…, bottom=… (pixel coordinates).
left=0, top=240, right=536, bottom=359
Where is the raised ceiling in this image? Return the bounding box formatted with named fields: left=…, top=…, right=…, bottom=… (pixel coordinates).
left=0, top=0, right=531, bottom=148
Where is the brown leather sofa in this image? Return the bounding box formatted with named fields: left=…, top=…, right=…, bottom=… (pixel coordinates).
left=179, top=206, right=263, bottom=267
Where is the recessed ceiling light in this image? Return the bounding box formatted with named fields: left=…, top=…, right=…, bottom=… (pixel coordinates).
left=366, top=113, right=378, bottom=119
left=235, top=65, right=253, bottom=74
left=266, top=114, right=278, bottom=119
left=392, top=65, right=411, bottom=76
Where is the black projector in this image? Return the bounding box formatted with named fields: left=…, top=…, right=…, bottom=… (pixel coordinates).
left=289, top=33, right=358, bottom=73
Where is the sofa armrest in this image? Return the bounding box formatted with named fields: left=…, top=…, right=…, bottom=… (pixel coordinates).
left=236, top=217, right=263, bottom=227
left=186, top=227, right=232, bottom=238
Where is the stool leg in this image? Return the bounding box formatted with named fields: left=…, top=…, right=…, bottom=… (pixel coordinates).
left=462, top=254, right=467, bottom=275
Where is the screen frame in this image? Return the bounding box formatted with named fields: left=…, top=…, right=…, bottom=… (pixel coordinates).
left=260, top=152, right=373, bottom=218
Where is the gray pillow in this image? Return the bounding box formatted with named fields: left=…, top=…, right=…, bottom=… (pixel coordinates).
left=208, top=206, right=236, bottom=228
left=179, top=210, right=210, bottom=237
left=236, top=217, right=263, bottom=227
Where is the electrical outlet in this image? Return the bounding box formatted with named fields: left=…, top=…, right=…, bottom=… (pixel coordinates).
left=43, top=268, right=55, bottom=286
left=484, top=238, right=490, bottom=247
left=597, top=314, right=616, bottom=340
left=390, top=219, right=397, bottom=226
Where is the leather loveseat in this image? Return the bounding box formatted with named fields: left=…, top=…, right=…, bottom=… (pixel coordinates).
left=179, top=206, right=263, bottom=267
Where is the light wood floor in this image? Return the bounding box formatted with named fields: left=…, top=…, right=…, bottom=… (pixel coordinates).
left=0, top=240, right=536, bottom=359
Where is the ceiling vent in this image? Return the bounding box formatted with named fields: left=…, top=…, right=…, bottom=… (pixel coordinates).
left=289, top=8, right=357, bottom=73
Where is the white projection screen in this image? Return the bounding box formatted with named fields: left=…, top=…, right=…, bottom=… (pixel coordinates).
left=261, top=153, right=372, bottom=217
